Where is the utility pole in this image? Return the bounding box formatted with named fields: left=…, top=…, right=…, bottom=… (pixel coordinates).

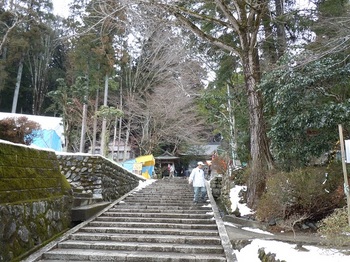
left=338, top=124, right=350, bottom=226
left=91, top=88, right=99, bottom=155
left=79, top=96, right=87, bottom=153
left=100, top=74, right=109, bottom=156
left=79, top=76, right=89, bottom=153
left=226, top=84, right=238, bottom=169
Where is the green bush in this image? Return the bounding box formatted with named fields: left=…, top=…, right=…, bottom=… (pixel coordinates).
left=256, top=170, right=290, bottom=221
left=256, top=163, right=345, bottom=225
left=318, top=207, right=350, bottom=247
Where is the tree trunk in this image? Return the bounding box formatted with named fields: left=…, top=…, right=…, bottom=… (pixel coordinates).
left=123, top=119, right=131, bottom=161
left=79, top=98, right=88, bottom=153
left=226, top=84, right=238, bottom=168
left=101, top=73, right=109, bottom=156
left=261, top=7, right=278, bottom=67
left=241, top=46, right=273, bottom=208
left=92, top=88, right=99, bottom=154
left=11, top=55, right=24, bottom=113
left=117, top=77, right=123, bottom=162
left=112, top=116, right=118, bottom=160
left=275, top=0, right=287, bottom=59
left=261, top=0, right=286, bottom=65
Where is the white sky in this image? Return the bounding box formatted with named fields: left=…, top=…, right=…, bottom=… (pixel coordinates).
left=52, top=0, right=71, bottom=17
left=230, top=184, right=350, bottom=262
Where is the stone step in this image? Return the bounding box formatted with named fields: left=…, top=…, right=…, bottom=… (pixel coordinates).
left=69, top=232, right=222, bottom=245
left=129, top=191, right=193, bottom=195
left=71, top=201, right=111, bottom=222
left=39, top=249, right=226, bottom=261
left=124, top=197, right=194, bottom=202
left=100, top=211, right=213, bottom=219
left=130, top=191, right=192, bottom=195
left=82, top=216, right=215, bottom=224
left=128, top=190, right=193, bottom=194
left=114, top=203, right=211, bottom=210
left=107, top=207, right=211, bottom=214
left=130, top=189, right=193, bottom=192
left=88, top=221, right=218, bottom=230
left=57, top=240, right=224, bottom=254
left=131, top=192, right=192, bottom=196
left=79, top=226, right=220, bottom=236
left=122, top=200, right=195, bottom=205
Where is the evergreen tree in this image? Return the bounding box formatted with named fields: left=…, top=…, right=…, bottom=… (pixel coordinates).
left=0, top=0, right=65, bottom=114
left=261, top=0, right=350, bottom=170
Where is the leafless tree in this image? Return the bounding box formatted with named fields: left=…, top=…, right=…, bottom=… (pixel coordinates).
left=115, top=0, right=274, bottom=207
left=110, top=5, right=209, bottom=155
left=126, top=80, right=207, bottom=154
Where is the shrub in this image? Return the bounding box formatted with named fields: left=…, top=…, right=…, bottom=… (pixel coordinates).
left=256, top=170, right=291, bottom=221
left=256, top=163, right=345, bottom=227
left=318, top=207, right=350, bottom=247
left=0, top=116, right=41, bottom=145
left=212, top=155, right=229, bottom=176
left=232, top=166, right=249, bottom=185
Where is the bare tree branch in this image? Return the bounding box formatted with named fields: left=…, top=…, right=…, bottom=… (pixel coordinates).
left=0, top=11, right=21, bottom=56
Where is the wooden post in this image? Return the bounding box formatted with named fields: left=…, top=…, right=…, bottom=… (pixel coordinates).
left=338, top=124, right=350, bottom=226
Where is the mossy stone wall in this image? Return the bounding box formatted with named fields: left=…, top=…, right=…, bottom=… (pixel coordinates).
left=57, top=153, right=145, bottom=201
left=210, top=175, right=223, bottom=199
left=0, top=143, right=144, bottom=261
left=0, top=142, right=72, bottom=262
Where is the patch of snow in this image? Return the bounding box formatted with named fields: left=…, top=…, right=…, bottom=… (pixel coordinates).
left=230, top=185, right=254, bottom=216
left=229, top=183, right=350, bottom=261
left=136, top=179, right=156, bottom=191
left=234, top=239, right=350, bottom=262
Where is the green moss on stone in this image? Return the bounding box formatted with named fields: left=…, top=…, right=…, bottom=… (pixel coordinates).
left=0, top=143, right=71, bottom=204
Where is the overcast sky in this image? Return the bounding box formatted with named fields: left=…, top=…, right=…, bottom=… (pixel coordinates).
left=52, top=0, right=71, bottom=17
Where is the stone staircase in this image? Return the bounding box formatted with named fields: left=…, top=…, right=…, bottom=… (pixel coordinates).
left=24, top=178, right=235, bottom=261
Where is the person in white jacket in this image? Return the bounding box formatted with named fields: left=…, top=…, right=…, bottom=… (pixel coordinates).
left=188, top=161, right=207, bottom=204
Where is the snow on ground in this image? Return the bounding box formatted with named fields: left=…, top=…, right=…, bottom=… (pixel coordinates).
left=234, top=239, right=349, bottom=262
left=230, top=185, right=254, bottom=216
left=136, top=179, right=156, bottom=191
left=229, top=184, right=350, bottom=261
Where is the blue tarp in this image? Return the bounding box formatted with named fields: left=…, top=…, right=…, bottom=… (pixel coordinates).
left=121, top=157, right=155, bottom=179
left=0, top=113, right=64, bottom=151
left=32, top=130, right=62, bottom=151
left=141, top=165, right=154, bottom=179
left=122, top=158, right=136, bottom=172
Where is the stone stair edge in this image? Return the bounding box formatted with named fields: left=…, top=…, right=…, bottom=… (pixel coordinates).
left=71, top=201, right=110, bottom=211
left=57, top=240, right=225, bottom=253
left=40, top=248, right=227, bottom=261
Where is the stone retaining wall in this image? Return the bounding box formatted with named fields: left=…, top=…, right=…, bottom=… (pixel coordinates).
left=0, top=143, right=145, bottom=262
left=57, top=153, right=144, bottom=201
left=210, top=174, right=233, bottom=214
left=0, top=142, right=72, bottom=262
left=210, top=175, right=223, bottom=199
